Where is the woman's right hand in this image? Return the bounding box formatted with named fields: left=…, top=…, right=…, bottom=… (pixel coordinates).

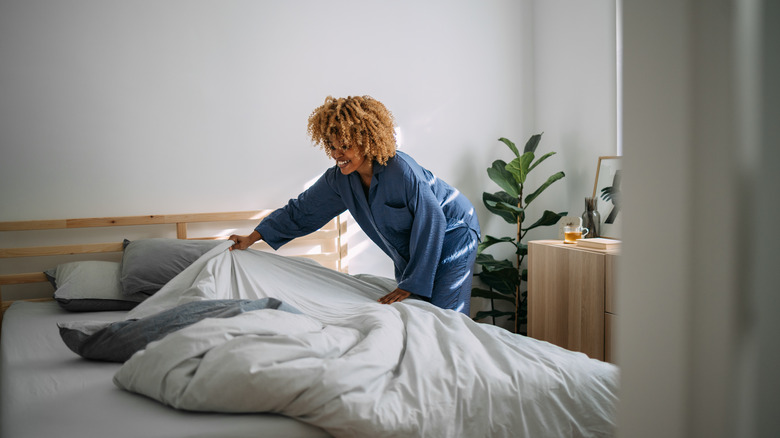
left=228, top=230, right=262, bottom=250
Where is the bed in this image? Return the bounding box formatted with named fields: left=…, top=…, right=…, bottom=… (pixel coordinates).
left=1, top=210, right=618, bottom=438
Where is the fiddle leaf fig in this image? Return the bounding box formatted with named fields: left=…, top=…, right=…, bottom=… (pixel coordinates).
left=487, top=160, right=519, bottom=198
left=474, top=309, right=515, bottom=321
left=471, top=287, right=515, bottom=303
left=529, top=151, right=556, bottom=172
left=524, top=171, right=565, bottom=206
left=474, top=253, right=514, bottom=272
left=506, top=152, right=535, bottom=185
left=478, top=235, right=516, bottom=254
left=483, top=192, right=523, bottom=224
left=479, top=266, right=519, bottom=296
left=523, top=133, right=543, bottom=154
left=472, top=133, right=567, bottom=334
left=498, top=137, right=521, bottom=158
left=516, top=242, right=528, bottom=256
left=523, top=210, right=568, bottom=232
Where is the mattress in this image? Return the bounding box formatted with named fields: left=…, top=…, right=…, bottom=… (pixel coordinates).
left=0, top=300, right=331, bottom=438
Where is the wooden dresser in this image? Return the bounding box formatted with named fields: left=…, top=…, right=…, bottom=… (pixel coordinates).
left=527, top=240, right=618, bottom=362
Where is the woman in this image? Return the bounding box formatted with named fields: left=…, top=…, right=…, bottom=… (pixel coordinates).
left=230, top=96, right=480, bottom=315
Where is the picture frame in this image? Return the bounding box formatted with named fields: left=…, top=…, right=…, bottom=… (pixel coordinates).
left=592, top=156, right=622, bottom=239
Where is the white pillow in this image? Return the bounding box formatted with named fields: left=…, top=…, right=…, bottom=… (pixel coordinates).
left=47, top=261, right=147, bottom=312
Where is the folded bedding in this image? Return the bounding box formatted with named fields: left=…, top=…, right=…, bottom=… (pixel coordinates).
left=61, top=241, right=618, bottom=438
left=59, top=298, right=301, bottom=362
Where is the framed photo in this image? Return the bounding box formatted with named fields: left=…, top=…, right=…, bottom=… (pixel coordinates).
left=592, top=156, right=622, bottom=239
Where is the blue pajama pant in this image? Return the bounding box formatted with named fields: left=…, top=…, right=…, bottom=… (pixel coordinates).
left=420, top=226, right=479, bottom=316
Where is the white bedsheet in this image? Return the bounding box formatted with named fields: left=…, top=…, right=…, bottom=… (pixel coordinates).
left=114, top=242, right=619, bottom=438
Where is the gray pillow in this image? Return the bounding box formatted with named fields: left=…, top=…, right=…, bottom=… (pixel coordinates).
left=47, top=261, right=147, bottom=312
left=119, top=238, right=222, bottom=296
left=58, top=298, right=302, bottom=362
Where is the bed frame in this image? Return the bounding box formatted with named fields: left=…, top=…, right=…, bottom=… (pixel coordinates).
left=0, top=210, right=347, bottom=323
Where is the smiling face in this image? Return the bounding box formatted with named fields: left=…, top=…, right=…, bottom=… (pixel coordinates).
left=327, top=134, right=373, bottom=181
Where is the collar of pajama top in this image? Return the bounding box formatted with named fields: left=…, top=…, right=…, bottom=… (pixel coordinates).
left=255, top=151, right=480, bottom=297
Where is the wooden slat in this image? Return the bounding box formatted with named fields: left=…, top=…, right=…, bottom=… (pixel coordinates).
left=176, top=223, right=188, bottom=239
left=0, top=273, right=48, bottom=285
left=66, top=215, right=167, bottom=228
left=0, top=210, right=273, bottom=232
left=0, top=242, right=123, bottom=259
left=338, top=217, right=347, bottom=272
left=0, top=219, right=68, bottom=231
left=161, top=211, right=272, bottom=224
left=197, top=230, right=337, bottom=245
left=338, top=242, right=349, bottom=273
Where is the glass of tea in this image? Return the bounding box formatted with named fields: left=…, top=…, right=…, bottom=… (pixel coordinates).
left=563, top=225, right=589, bottom=244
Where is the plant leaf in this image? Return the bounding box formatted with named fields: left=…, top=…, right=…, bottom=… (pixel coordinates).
left=487, top=160, right=519, bottom=198
left=474, top=310, right=515, bottom=321
left=505, top=152, right=535, bottom=185
left=479, top=267, right=519, bottom=295
left=483, top=192, right=522, bottom=224
left=488, top=201, right=524, bottom=215
left=529, top=151, right=556, bottom=172
left=475, top=253, right=515, bottom=272
left=477, top=235, right=516, bottom=254
left=523, top=133, right=543, bottom=154
left=498, top=137, right=520, bottom=158
left=524, top=171, right=565, bottom=205
left=522, top=210, right=568, bottom=231
left=471, top=287, right=516, bottom=303
left=516, top=242, right=528, bottom=256
left=485, top=190, right=519, bottom=205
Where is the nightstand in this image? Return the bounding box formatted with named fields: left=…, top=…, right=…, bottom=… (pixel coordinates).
left=527, top=240, right=618, bottom=362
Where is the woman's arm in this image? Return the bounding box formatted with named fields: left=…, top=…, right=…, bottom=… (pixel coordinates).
left=256, top=169, right=347, bottom=250
left=228, top=230, right=262, bottom=250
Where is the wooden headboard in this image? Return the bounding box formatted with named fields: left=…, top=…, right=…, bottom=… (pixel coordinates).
left=0, top=210, right=348, bottom=316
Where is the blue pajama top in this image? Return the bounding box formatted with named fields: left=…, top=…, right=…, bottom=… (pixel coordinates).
left=255, top=151, right=480, bottom=297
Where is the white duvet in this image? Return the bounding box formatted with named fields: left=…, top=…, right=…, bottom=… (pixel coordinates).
left=114, top=242, right=618, bottom=438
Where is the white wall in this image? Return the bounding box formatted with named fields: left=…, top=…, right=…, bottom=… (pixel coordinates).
left=528, top=0, right=618, bottom=242
left=0, top=0, right=618, bottom=310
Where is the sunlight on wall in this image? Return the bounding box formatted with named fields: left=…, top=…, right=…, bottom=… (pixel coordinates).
left=394, top=127, right=404, bottom=149
left=215, top=229, right=238, bottom=239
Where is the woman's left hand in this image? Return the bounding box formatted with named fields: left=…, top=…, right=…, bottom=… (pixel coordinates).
left=378, top=288, right=411, bottom=305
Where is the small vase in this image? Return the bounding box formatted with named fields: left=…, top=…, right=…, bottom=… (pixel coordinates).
left=582, top=197, right=601, bottom=238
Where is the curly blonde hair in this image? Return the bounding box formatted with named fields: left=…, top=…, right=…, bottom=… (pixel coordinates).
left=307, top=95, right=397, bottom=166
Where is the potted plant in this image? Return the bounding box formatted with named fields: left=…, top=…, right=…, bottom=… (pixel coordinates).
left=472, top=133, right=567, bottom=334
